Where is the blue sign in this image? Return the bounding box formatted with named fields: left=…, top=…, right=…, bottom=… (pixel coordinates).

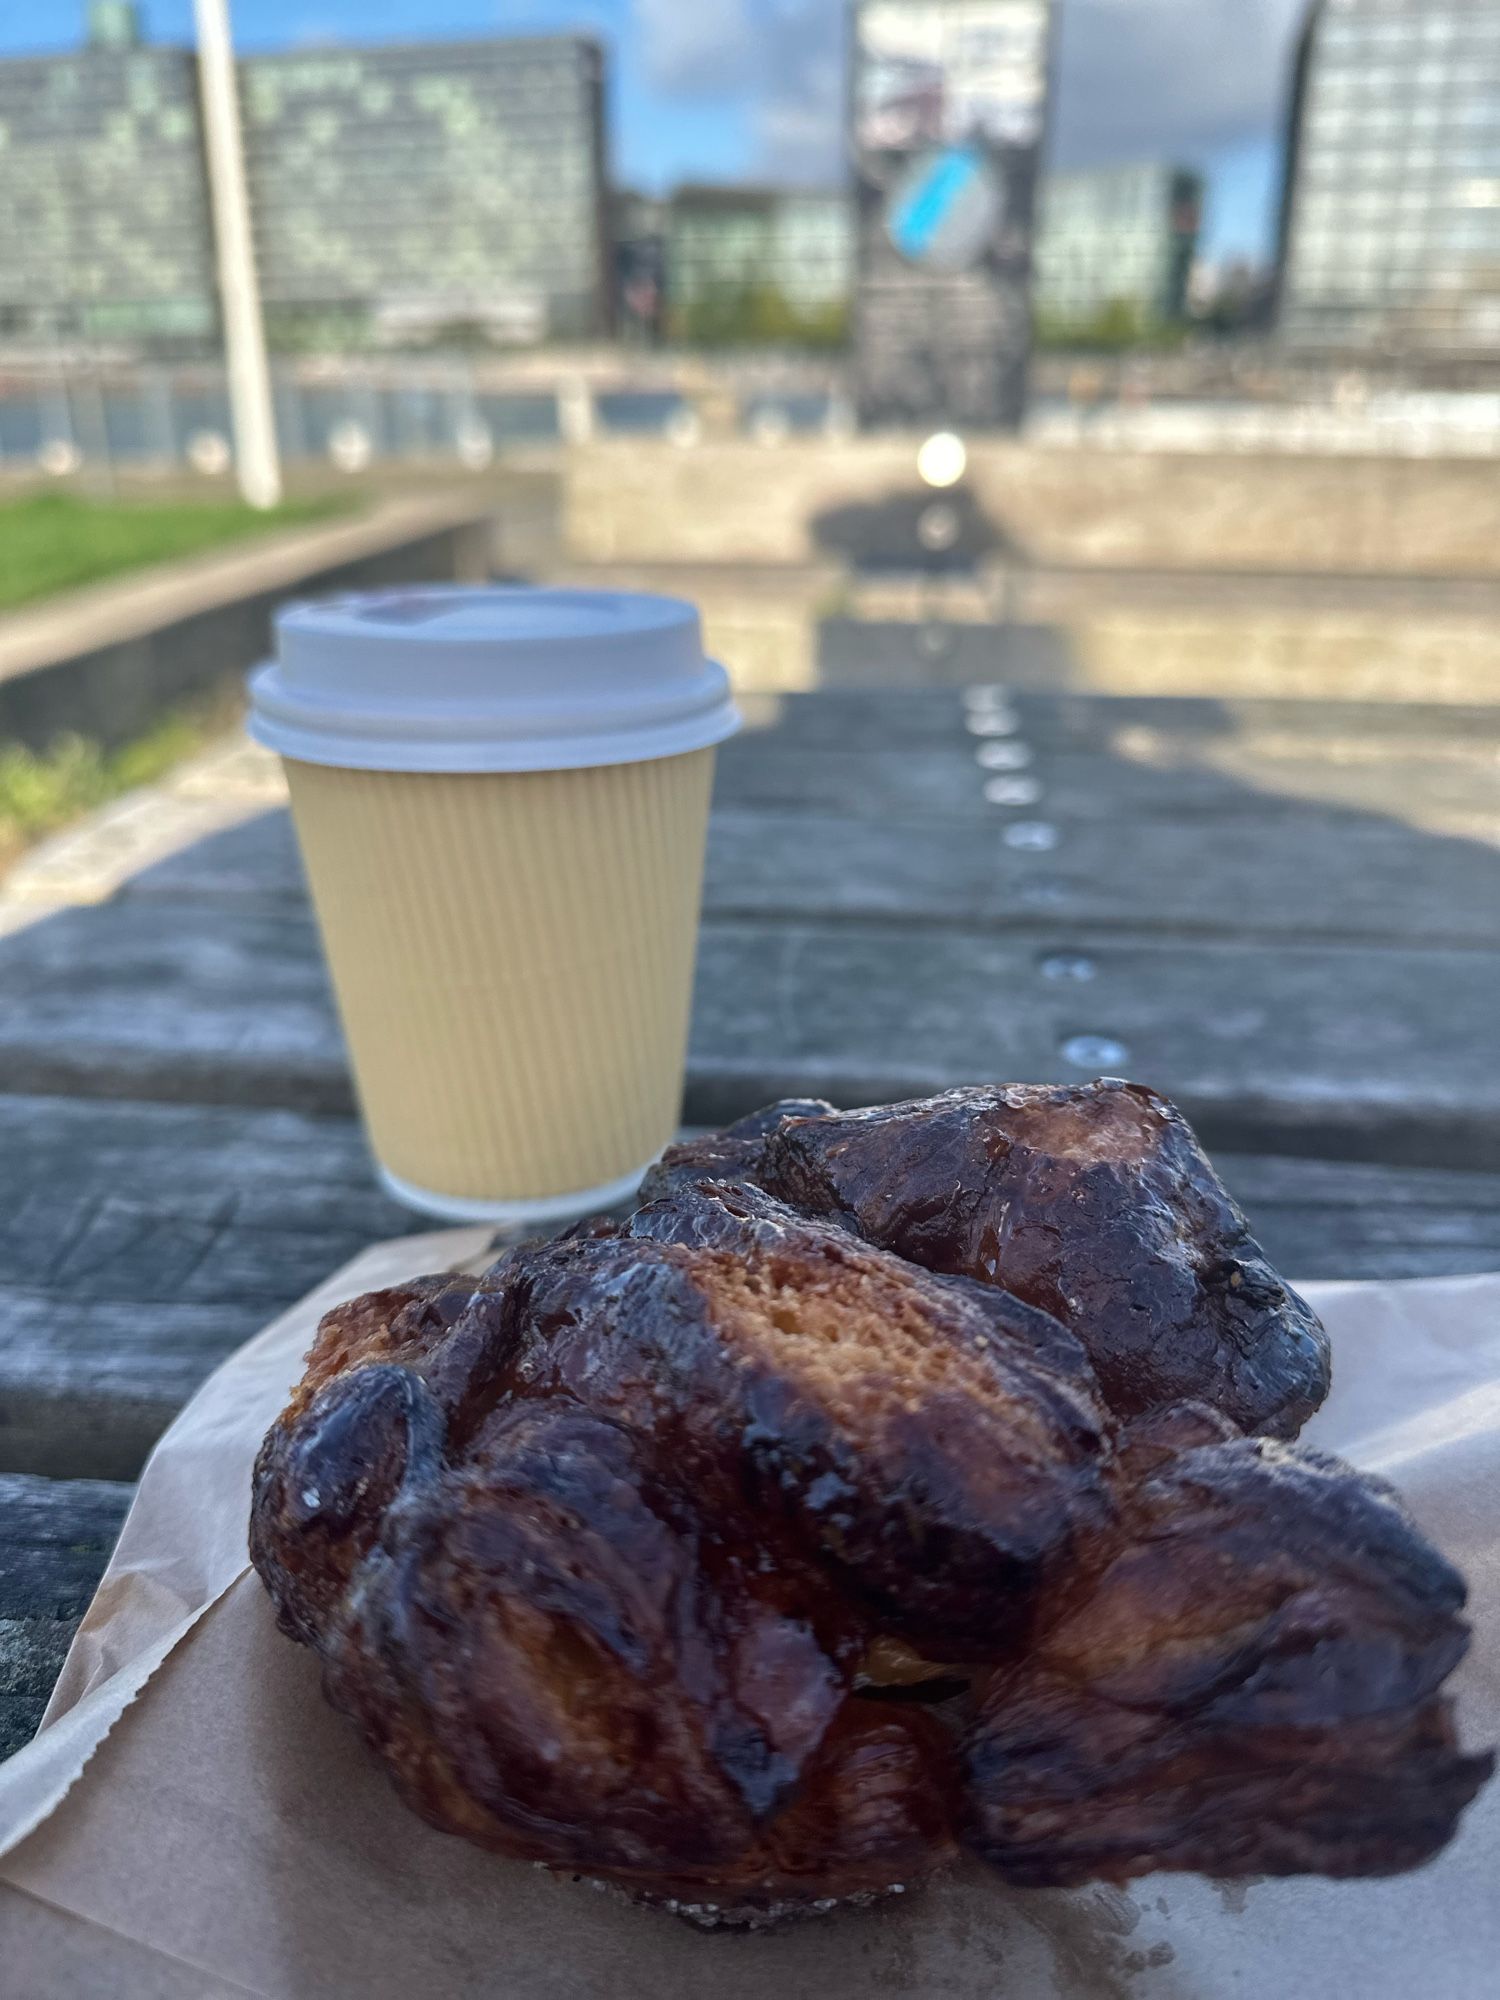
left=887, top=145, right=1003, bottom=272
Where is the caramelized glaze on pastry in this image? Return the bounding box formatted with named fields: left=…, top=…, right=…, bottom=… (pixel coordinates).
left=251, top=1087, right=1489, bottom=1922
left=645, top=1082, right=1330, bottom=1438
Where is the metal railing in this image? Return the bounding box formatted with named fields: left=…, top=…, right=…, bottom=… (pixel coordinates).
left=3, top=359, right=1497, bottom=473
left=1027, top=392, right=1500, bottom=458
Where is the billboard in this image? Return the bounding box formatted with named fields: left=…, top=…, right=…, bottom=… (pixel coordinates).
left=852, top=1, right=1053, bottom=431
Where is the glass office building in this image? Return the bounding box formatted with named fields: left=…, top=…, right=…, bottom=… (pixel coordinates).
left=243, top=39, right=609, bottom=347
left=0, top=10, right=610, bottom=352
left=666, top=187, right=854, bottom=339
left=1034, top=162, right=1203, bottom=334
left=1278, top=0, right=1500, bottom=356
left=0, top=9, right=216, bottom=347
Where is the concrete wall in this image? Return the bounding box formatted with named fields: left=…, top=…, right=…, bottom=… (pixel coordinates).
left=0, top=506, right=494, bottom=754
left=562, top=440, right=1500, bottom=577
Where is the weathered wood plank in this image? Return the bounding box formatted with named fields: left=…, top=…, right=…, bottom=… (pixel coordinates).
left=686, top=921, right=1500, bottom=1168
left=89, top=688, right=1500, bottom=951
left=709, top=812, right=1499, bottom=948
left=742, top=691, right=1500, bottom=827
left=124, top=802, right=1500, bottom=950
left=735, top=687, right=1500, bottom=754
left=0, top=1295, right=273, bottom=1483
left=713, top=741, right=1500, bottom=830
left=1212, top=1153, right=1500, bottom=1281
left=814, top=619, right=1077, bottom=689
left=0, top=898, right=348, bottom=1113
left=814, top=614, right=1500, bottom=694
left=0, top=1094, right=1497, bottom=1485
left=0, top=1093, right=412, bottom=1479
left=0, top=1093, right=410, bottom=1304
left=0, top=1474, right=132, bottom=1761
left=1014, top=694, right=1500, bottom=751
left=0, top=900, right=1494, bottom=1166
left=734, top=690, right=973, bottom=748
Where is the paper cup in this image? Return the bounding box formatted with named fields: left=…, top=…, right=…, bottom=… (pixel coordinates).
left=247, top=588, right=739, bottom=1223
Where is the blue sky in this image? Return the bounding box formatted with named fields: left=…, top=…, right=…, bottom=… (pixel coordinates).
left=0, top=2, right=1301, bottom=265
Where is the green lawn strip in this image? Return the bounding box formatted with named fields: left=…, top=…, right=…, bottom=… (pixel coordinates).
left=0, top=491, right=350, bottom=612
left=0, top=697, right=240, bottom=870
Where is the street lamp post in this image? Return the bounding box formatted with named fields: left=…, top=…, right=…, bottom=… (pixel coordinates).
left=194, top=0, right=281, bottom=509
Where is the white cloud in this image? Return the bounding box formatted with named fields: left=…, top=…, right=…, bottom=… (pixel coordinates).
left=631, top=0, right=1308, bottom=188
left=632, top=0, right=843, bottom=182
left=763, top=0, right=1309, bottom=184
left=758, top=87, right=843, bottom=183
left=635, top=0, right=755, bottom=94
left=1049, top=0, right=1308, bottom=168
left=754, top=6, right=845, bottom=183
left=503, top=0, right=618, bottom=33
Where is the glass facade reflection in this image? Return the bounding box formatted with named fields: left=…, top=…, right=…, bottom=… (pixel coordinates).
left=244, top=40, right=609, bottom=347
left=0, top=37, right=216, bottom=346
left=1035, top=162, right=1203, bottom=331
left=0, top=16, right=609, bottom=352
left=1279, top=0, right=1500, bottom=355
left=666, top=188, right=854, bottom=336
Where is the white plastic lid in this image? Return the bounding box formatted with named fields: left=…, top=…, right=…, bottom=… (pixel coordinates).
left=246, top=586, right=740, bottom=773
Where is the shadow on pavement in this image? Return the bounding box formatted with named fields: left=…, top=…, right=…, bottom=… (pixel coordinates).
left=809, top=484, right=1019, bottom=576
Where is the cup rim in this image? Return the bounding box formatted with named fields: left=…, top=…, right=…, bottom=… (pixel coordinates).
left=247, top=585, right=740, bottom=773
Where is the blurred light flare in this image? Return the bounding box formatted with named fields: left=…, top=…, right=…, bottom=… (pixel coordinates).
left=917, top=431, right=968, bottom=488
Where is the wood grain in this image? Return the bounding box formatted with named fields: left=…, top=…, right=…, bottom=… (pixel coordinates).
left=0, top=1094, right=1498, bottom=1484
left=0, top=1474, right=132, bottom=1761
left=125, top=804, right=1500, bottom=950
left=0, top=900, right=1493, bottom=1166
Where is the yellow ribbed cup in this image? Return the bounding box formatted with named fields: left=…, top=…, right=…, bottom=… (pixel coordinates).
left=283, top=748, right=716, bottom=1220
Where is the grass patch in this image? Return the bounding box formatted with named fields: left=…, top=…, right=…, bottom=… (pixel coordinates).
left=0, top=698, right=236, bottom=869
left=0, top=490, right=349, bottom=613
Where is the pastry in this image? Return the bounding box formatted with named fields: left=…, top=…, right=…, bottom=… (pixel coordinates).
left=645, top=1082, right=1330, bottom=1437
left=251, top=1088, right=1489, bottom=1923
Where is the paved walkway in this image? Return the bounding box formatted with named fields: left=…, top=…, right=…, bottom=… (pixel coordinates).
left=0, top=731, right=286, bottom=931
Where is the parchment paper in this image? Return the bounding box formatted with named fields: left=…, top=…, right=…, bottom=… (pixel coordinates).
left=0, top=1239, right=1496, bottom=1999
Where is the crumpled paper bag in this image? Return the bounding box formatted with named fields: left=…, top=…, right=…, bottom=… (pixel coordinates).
left=0, top=1235, right=1496, bottom=1999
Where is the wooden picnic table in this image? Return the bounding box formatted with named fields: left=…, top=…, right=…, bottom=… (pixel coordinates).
left=3, top=671, right=1499, bottom=1760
